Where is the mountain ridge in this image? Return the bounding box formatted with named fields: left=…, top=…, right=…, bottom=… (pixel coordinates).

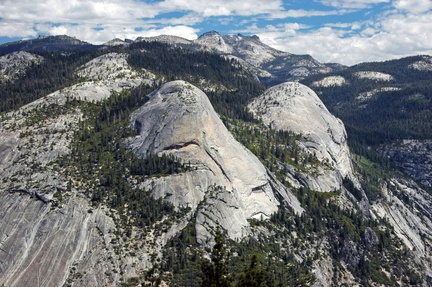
left=127, top=80, right=302, bottom=243
left=0, top=31, right=345, bottom=83
left=0, top=33, right=431, bottom=286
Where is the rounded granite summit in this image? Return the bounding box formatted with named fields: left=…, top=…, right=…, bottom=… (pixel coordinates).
left=248, top=81, right=356, bottom=192
left=128, top=80, right=302, bottom=243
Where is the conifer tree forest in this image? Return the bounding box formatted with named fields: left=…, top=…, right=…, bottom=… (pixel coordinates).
left=1, top=40, right=430, bottom=286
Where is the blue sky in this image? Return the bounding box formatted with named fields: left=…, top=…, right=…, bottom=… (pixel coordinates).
left=0, top=0, right=431, bottom=65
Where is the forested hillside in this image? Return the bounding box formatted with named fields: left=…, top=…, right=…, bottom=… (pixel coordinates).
left=302, top=55, right=432, bottom=146
left=1, top=37, right=431, bottom=287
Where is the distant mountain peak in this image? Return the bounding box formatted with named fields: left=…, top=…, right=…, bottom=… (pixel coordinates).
left=36, top=34, right=91, bottom=45
left=0, top=34, right=98, bottom=55
left=135, top=34, right=192, bottom=45
left=198, top=30, right=221, bottom=38
left=103, top=38, right=129, bottom=46
left=0, top=31, right=345, bottom=82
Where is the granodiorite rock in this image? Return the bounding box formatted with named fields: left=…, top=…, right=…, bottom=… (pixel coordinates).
left=127, top=80, right=302, bottom=243
left=0, top=192, right=120, bottom=287
left=195, top=31, right=234, bottom=54
left=371, top=178, right=432, bottom=278
left=76, top=52, right=149, bottom=82
left=311, top=75, right=347, bottom=87
left=356, top=87, right=401, bottom=101
left=0, top=51, right=43, bottom=82
left=409, top=55, right=432, bottom=71
left=248, top=82, right=356, bottom=192
left=0, top=52, right=160, bottom=287
left=191, top=31, right=337, bottom=82
left=353, top=71, right=394, bottom=81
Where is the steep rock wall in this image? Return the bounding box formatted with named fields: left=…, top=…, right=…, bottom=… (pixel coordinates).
left=248, top=82, right=356, bottom=192
left=127, top=80, right=302, bottom=243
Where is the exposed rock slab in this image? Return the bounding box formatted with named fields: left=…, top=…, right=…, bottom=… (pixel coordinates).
left=127, top=80, right=302, bottom=243
left=371, top=178, right=432, bottom=277
left=0, top=51, right=43, bottom=82
left=0, top=52, right=161, bottom=286
left=195, top=31, right=234, bottom=54
left=0, top=191, right=119, bottom=287
left=354, top=71, right=394, bottom=81
left=409, top=55, right=432, bottom=71
left=248, top=82, right=356, bottom=192
left=312, top=76, right=347, bottom=87
left=14, top=52, right=153, bottom=110
left=356, top=86, right=401, bottom=101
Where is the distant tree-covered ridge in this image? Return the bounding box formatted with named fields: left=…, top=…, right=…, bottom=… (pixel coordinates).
left=302, top=55, right=432, bottom=147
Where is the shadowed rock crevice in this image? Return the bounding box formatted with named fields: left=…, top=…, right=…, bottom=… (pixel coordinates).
left=203, top=148, right=232, bottom=184
left=8, top=189, right=58, bottom=206
left=163, top=140, right=201, bottom=151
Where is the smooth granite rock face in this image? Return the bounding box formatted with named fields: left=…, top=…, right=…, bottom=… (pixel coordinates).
left=0, top=192, right=118, bottom=287
left=0, top=52, right=157, bottom=287
left=248, top=82, right=356, bottom=192
left=127, top=80, right=302, bottom=243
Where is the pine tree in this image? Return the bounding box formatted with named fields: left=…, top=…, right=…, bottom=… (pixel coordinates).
left=236, top=254, right=270, bottom=287
left=201, top=226, right=232, bottom=287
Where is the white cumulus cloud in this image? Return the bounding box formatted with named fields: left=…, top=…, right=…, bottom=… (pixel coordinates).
left=257, top=0, right=432, bottom=65
left=0, top=0, right=431, bottom=65
left=319, top=0, right=391, bottom=9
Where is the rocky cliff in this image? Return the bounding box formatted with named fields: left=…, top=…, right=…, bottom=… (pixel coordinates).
left=1, top=38, right=431, bottom=286
left=371, top=177, right=432, bottom=278
left=380, top=139, right=432, bottom=188
left=248, top=82, right=356, bottom=193
left=0, top=52, right=155, bottom=287
left=127, top=80, right=302, bottom=243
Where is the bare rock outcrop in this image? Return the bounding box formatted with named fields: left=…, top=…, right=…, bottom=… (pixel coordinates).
left=372, top=178, right=432, bottom=277
left=248, top=82, right=356, bottom=192
left=127, top=80, right=302, bottom=243
left=0, top=192, right=117, bottom=287
left=380, top=139, right=432, bottom=188
left=195, top=31, right=234, bottom=54
left=0, top=52, right=159, bottom=287
left=0, top=51, right=43, bottom=82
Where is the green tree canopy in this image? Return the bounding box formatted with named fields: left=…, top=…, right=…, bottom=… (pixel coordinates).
left=201, top=226, right=232, bottom=287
